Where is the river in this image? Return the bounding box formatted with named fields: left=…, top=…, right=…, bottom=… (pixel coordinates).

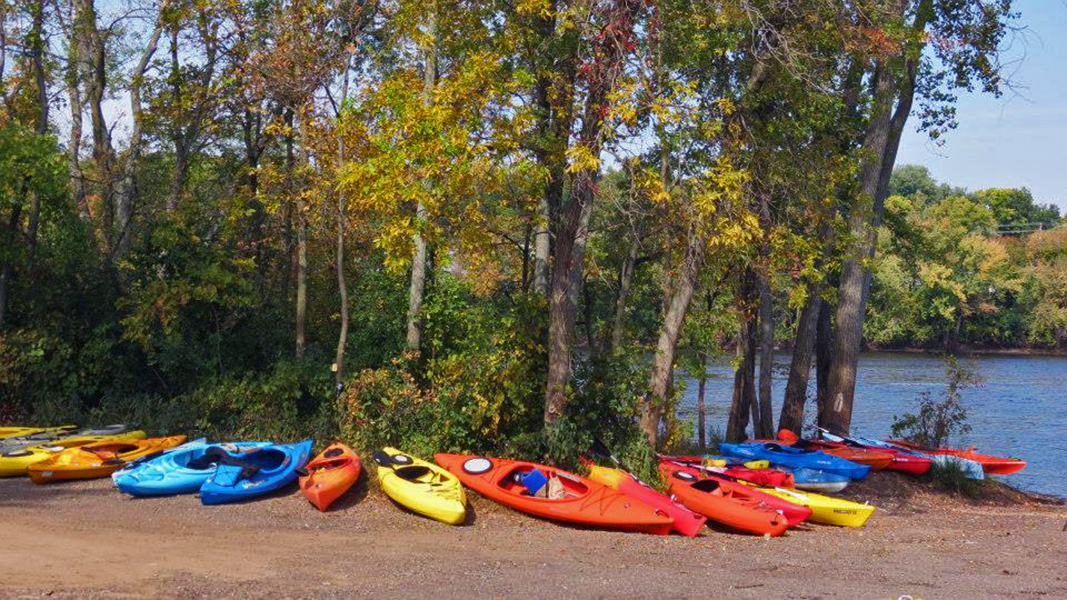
left=679, top=352, right=1067, bottom=498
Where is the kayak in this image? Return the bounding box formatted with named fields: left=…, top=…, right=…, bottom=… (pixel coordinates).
left=661, top=461, right=811, bottom=526
left=720, top=442, right=870, bottom=480
left=737, top=481, right=876, bottom=527
left=887, top=439, right=1026, bottom=475
left=658, top=462, right=791, bottom=536
left=300, top=443, right=362, bottom=511
left=0, top=431, right=147, bottom=477
left=766, top=431, right=895, bottom=471
left=789, top=467, right=850, bottom=493
left=114, top=441, right=269, bottom=496
left=0, top=424, right=129, bottom=452
left=200, top=440, right=313, bottom=505
left=0, top=426, right=76, bottom=439
left=816, top=430, right=932, bottom=475
left=665, top=455, right=796, bottom=488
left=28, top=436, right=186, bottom=483
left=436, top=453, right=672, bottom=534
left=376, top=448, right=466, bottom=525
left=585, top=464, right=707, bottom=537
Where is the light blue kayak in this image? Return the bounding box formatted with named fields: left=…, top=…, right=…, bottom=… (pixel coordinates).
left=789, top=467, right=851, bottom=493
left=720, top=442, right=871, bottom=480
left=200, top=440, right=313, bottom=505
left=113, top=440, right=267, bottom=496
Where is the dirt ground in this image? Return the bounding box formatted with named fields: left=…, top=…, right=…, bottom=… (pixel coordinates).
left=1, top=471, right=1065, bottom=599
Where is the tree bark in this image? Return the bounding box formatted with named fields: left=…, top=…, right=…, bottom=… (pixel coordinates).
left=755, top=276, right=775, bottom=438
left=544, top=0, right=640, bottom=426
left=334, top=57, right=352, bottom=390
left=609, top=236, right=640, bottom=354
left=779, top=292, right=821, bottom=434
left=640, top=225, right=705, bottom=445
left=696, top=352, right=708, bottom=449
left=815, top=296, right=833, bottom=422
left=26, top=0, right=48, bottom=261
left=74, top=0, right=117, bottom=250
left=726, top=271, right=758, bottom=442
left=116, top=3, right=167, bottom=256
left=405, top=5, right=436, bottom=352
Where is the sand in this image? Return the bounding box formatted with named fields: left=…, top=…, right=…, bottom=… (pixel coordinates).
left=1, top=472, right=1064, bottom=599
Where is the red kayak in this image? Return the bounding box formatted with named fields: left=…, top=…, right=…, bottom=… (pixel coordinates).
left=887, top=440, right=1026, bottom=475
left=299, top=443, right=362, bottom=511
left=663, top=455, right=796, bottom=488
left=660, top=461, right=811, bottom=528
left=435, top=453, right=674, bottom=534
left=585, top=463, right=707, bottom=537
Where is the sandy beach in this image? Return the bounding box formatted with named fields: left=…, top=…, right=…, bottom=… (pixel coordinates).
left=1, top=471, right=1064, bottom=599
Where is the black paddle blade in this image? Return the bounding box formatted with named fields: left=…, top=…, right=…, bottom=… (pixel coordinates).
left=590, top=438, right=613, bottom=459
left=372, top=450, right=393, bottom=467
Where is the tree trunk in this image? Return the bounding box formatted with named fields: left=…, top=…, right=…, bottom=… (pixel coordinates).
left=532, top=196, right=551, bottom=295
left=287, top=109, right=306, bottom=359
left=779, top=293, right=821, bottom=434
left=822, top=7, right=926, bottom=434
left=295, top=186, right=307, bottom=359
left=334, top=61, right=352, bottom=391
left=815, top=296, right=833, bottom=423
left=26, top=0, right=48, bottom=261
left=116, top=4, right=167, bottom=257
left=726, top=269, right=758, bottom=442
left=696, top=353, right=708, bottom=449
left=755, top=276, right=775, bottom=438
left=405, top=6, right=436, bottom=352
left=609, top=236, right=640, bottom=354
left=822, top=64, right=896, bottom=434
left=640, top=225, right=705, bottom=445
left=543, top=0, right=640, bottom=426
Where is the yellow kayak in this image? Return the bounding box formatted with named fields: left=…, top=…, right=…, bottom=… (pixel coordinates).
left=374, top=447, right=466, bottom=525
left=0, top=425, right=77, bottom=440
left=0, top=431, right=147, bottom=477
left=740, top=482, right=875, bottom=527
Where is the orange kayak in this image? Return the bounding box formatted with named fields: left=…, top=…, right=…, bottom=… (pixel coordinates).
left=435, top=453, right=674, bottom=534
left=659, top=462, right=794, bottom=536
left=28, top=436, right=186, bottom=483
left=887, top=440, right=1026, bottom=475
left=299, top=443, right=362, bottom=511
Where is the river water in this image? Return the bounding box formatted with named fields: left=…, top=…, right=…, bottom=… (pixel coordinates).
left=679, top=352, right=1067, bottom=498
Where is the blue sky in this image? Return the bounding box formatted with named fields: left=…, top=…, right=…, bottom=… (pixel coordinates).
left=898, top=0, right=1067, bottom=210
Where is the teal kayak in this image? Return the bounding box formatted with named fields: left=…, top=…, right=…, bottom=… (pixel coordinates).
left=113, top=440, right=267, bottom=496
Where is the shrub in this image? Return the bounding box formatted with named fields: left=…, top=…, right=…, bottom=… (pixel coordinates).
left=891, top=355, right=982, bottom=448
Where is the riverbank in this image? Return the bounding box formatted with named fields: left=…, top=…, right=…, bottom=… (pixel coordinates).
left=2, top=473, right=1064, bottom=599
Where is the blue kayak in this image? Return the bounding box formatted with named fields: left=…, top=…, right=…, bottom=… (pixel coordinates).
left=701, top=453, right=850, bottom=493
left=113, top=441, right=268, bottom=496
left=200, top=440, right=313, bottom=505
left=719, top=442, right=871, bottom=480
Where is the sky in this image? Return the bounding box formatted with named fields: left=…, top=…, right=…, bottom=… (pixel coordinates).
left=897, top=0, right=1067, bottom=210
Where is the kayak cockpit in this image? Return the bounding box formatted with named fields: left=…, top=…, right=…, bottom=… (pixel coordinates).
left=499, top=466, right=588, bottom=499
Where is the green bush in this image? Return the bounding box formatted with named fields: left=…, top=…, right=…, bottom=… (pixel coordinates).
left=891, top=355, right=980, bottom=448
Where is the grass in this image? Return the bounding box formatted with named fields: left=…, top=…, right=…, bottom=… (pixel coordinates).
left=927, top=461, right=988, bottom=499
